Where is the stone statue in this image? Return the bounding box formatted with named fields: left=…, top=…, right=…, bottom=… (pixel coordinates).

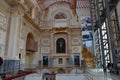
left=81, top=47, right=94, bottom=68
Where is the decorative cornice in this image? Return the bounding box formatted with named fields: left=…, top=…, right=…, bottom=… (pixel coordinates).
left=52, top=27, right=68, bottom=31
left=5, top=0, right=24, bottom=9
left=24, top=13, right=41, bottom=32
left=5, top=0, right=41, bottom=32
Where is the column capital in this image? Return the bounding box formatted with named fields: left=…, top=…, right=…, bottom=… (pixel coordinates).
left=6, top=0, right=25, bottom=17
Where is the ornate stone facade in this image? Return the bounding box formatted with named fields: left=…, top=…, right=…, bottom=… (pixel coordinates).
left=0, top=0, right=93, bottom=74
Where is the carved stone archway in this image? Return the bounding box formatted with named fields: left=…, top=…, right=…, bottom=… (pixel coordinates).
left=25, top=32, right=35, bottom=68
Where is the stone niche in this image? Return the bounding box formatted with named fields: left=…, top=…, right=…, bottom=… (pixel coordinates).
left=72, top=37, right=81, bottom=46
left=41, top=38, right=50, bottom=54
left=41, top=38, right=50, bottom=46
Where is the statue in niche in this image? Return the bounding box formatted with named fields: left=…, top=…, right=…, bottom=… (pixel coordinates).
left=56, top=38, right=66, bottom=53
left=55, top=12, right=67, bottom=19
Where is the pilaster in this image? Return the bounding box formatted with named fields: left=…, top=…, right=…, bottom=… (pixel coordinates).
left=50, top=32, right=54, bottom=57
left=6, top=3, right=25, bottom=60
left=68, top=32, right=72, bottom=56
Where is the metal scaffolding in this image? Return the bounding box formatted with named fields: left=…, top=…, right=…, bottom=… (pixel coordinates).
left=90, top=0, right=108, bottom=72
left=105, top=0, right=120, bottom=71
left=90, top=0, right=120, bottom=72
left=90, top=0, right=104, bottom=69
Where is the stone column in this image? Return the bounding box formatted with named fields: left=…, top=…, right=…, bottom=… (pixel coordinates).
left=31, top=6, right=35, bottom=19
left=67, top=32, right=72, bottom=67
left=68, top=32, right=72, bottom=56
left=7, top=4, right=25, bottom=59
left=50, top=31, right=54, bottom=67
left=50, top=32, right=54, bottom=57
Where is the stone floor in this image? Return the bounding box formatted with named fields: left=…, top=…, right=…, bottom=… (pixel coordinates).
left=90, top=69, right=120, bottom=80
left=23, top=69, right=120, bottom=80
left=106, top=73, right=120, bottom=80
left=2, top=68, right=119, bottom=80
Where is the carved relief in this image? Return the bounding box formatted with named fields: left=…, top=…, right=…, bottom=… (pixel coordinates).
left=0, top=11, right=7, bottom=30
left=54, top=12, right=67, bottom=19
left=0, top=44, right=5, bottom=56
left=0, top=27, right=6, bottom=43
left=72, top=46, right=81, bottom=53
left=41, top=47, right=50, bottom=53
left=0, top=30, right=6, bottom=56
left=10, top=5, right=25, bottom=17
left=72, top=37, right=81, bottom=45
left=41, top=38, right=50, bottom=46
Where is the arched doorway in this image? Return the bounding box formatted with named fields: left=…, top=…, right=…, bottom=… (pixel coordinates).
left=25, top=33, right=35, bottom=68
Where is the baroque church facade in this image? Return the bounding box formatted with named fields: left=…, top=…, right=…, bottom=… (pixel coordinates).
left=0, top=0, right=94, bottom=74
